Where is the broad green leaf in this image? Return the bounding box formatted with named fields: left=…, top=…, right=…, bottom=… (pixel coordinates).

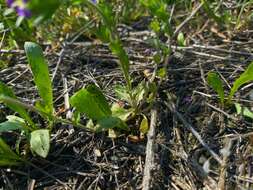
left=30, top=129, right=50, bottom=158
left=70, top=85, right=111, bottom=120
left=207, top=72, right=225, bottom=104
left=235, top=103, right=253, bottom=119
left=111, top=103, right=134, bottom=121
left=114, top=85, right=131, bottom=103
left=139, top=114, right=149, bottom=134
left=95, top=117, right=129, bottom=132
left=0, top=122, right=23, bottom=133
left=0, top=82, right=34, bottom=126
left=24, top=42, right=53, bottom=116
left=0, top=115, right=27, bottom=133
left=0, top=138, right=22, bottom=166
left=133, top=82, right=147, bottom=105
left=229, top=62, right=253, bottom=102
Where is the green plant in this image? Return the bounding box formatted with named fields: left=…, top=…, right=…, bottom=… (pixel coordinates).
left=68, top=0, right=154, bottom=135
left=207, top=72, right=225, bottom=105
left=235, top=103, right=253, bottom=120
left=139, top=0, right=172, bottom=80
left=0, top=40, right=138, bottom=163
left=0, top=42, right=55, bottom=159
left=207, top=61, right=253, bottom=118
left=70, top=84, right=129, bottom=132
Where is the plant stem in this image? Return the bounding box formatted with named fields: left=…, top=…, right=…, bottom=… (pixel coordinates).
left=0, top=96, right=91, bottom=131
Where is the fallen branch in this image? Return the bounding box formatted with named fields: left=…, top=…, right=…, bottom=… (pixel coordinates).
left=142, top=108, right=158, bottom=190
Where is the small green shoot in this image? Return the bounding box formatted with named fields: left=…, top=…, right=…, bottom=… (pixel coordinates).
left=177, top=32, right=186, bottom=47
left=207, top=72, right=225, bottom=104
left=235, top=103, right=253, bottom=120
left=228, top=62, right=253, bottom=102
left=207, top=62, right=253, bottom=106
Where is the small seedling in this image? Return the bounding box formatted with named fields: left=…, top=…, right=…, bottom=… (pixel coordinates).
left=207, top=61, right=253, bottom=119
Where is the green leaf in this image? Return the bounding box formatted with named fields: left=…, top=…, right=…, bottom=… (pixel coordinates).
left=229, top=62, right=253, bottom=102
left=150, top=19, right=160, bottom=33
left=0, top=159, right=20, bottom=166
left=153, top=53, right=162, bottom=64
left=0, top=115, right=27, bottom=133
left=109, top=39, right=131, bottom=89
left=0, top=82, right=34, bottom=126
left=94, top=24, right=111, bottom=43
left=157, top=68, right=167, bottom=78
left=24, top=42, right=54, bottom=116
left=207, top=72, right=225, bottom=104
left=114, top=85, right=131, bottom=103
left=6, top=115, right=25, bottom=123
left=140, top=0, right=172, bottom=36
left=28, top=0, right=61, bottom=24
left=177, top=32, right=186, bottom=46
left=0, top=121, right=21, bottom=132
left=85, top=1, right=115, bottom=31
left=30, top=129, right=50, bottom=158
left=95, top=117, right=129, bottom=132
left=139, top=114, right=149, bottom=134
left=0, top=138, right=22, bottom=166
left=70, top=85, right=111, bottom=120
left=235, top=103, right=253, bottom=119
left=133, top=81, right=147, bottom=105
left=111, top=103, right=134, bottom=121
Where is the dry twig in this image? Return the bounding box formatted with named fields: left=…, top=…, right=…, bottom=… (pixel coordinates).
left=142, top=108, right=158, bottom=190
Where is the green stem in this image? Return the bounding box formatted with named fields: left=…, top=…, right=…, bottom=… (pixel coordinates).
left=86, top=1, right=136, bottom=108
left=0, top=96, right=91, bottom=131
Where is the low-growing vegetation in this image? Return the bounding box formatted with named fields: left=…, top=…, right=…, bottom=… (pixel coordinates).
left=0, top=0, right=253, bottom=189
